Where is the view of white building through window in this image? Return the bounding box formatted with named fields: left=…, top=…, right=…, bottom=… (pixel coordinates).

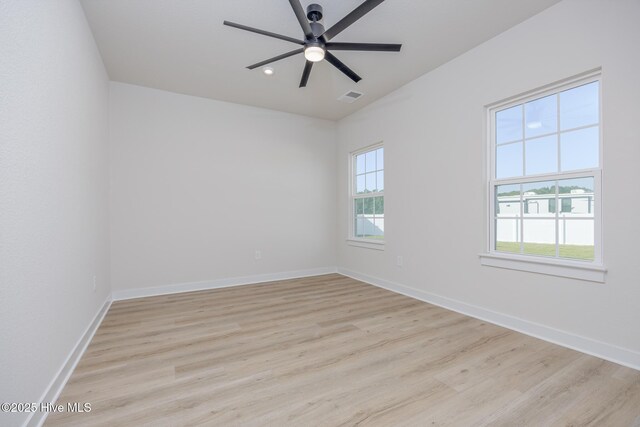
left=490, top=76, right=601, bottom=262
left=352, top=145, right=384, bottom=241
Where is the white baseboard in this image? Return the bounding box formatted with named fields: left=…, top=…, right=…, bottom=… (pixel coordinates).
left=111, top=267, right=338, bottom=301
left=337, top=267, right=640, bottom=372
left=25, top=296, right=112, bottom=427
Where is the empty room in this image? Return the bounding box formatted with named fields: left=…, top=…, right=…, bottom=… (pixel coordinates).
left=2, top=0, right=640, bottom=426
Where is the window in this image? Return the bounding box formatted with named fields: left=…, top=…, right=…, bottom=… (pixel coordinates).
left=482, top=72, right=605, bottom=281
left=350, top=144, right=384, bottom=246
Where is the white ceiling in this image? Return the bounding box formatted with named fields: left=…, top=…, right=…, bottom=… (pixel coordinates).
left=80, top=0, right=561, bottom=120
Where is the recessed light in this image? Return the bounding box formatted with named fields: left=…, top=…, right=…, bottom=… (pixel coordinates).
left=263, top=67, right=274, bottom=76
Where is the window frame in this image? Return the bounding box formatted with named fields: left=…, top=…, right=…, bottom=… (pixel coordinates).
left=481, top=70, right=606, bottom=282
left=348, top=142, right=385, bottom=250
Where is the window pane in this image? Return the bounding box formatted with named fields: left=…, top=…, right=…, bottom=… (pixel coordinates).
left=560, top=81, right=599, bottom=130
left=363, top=197, right=374, bottom=215
left=523, top=219, right=556, bottom=257
left=353, top=146, right=384, bottom=240
left=495, top=184, right=520, bottom=216
left=356, top=217, right=365, bottom=238
left=495, top=219, right=520, bottom=253
left=525, top=94, right=557, bottom=138
left=496, top=142, right=523, bottom=179
left=491, top=80, right=600, bottom=262
left=376, top=147, right=384, bottom=171
left=525, top=135, right=557, bottom=176
left=559, top=219, right=594, bottom=260
left=496, top=105, right=522, bottom=145
left=365, top=150, right=376, bottom=173
left=376, top=171, right=384, bottom=191
left=355, top=198, right=364, bottom=215
left=560, top=126, right=599, bottom=171
left=371, top=218, right=384, bottom=238
left=523, top=180, right=556, bottom=217
left=558, top=177, right=594, bottom=218
left=365, top=172, right=376, bottom=192
left=374, top=196, right=384, bottom=214
left=362, top=216, right=375, bottom=237
left=356, top=154, right=366, bottom=175
left=356, top=174, right=365, bottom=194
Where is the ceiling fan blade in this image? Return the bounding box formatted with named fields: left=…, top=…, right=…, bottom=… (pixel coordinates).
left=324, top=52, right=361, bottom=83
left=247, top=48, right=304, bottom=69
left=223, top=21, right=303, bottom=45
left=299, top=61, right=314, bottom=88
left=325, top=42, right=401, bottom=52
left=321, top=0, right=385, bottom=41
left=288, top=0, right=314, bottom=39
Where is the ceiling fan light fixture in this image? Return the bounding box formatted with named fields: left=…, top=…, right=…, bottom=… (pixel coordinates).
left=224, top=0, right=402, bottom=87
left=304, top=45, right=325, bottom=62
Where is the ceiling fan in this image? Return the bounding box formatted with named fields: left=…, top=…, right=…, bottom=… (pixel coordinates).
left=223, top=0, right=402, bottom=87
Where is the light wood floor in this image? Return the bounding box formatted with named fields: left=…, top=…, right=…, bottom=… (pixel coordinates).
left=47, top=274, right=640, bottom=426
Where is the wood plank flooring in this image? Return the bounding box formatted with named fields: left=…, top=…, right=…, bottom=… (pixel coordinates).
left=46, top=274, right=640, bottom=426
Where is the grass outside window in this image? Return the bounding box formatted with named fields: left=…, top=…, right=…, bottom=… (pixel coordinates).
left=496, top=241, right=594, bottom=261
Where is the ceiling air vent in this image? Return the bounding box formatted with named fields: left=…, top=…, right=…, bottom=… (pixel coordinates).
left=337, top=90, right=363, bottom=104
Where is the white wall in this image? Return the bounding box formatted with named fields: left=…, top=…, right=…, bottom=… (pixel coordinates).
left=109, top=82, right=337, bottom=293
left=337, top=0, right=640, bottom=357
left=0, top=1, right=110, bottom=426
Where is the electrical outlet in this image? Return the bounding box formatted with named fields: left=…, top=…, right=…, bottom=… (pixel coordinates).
left=254, top=250, right=262, bottom=260
left=396, top=256, right=403, bottom=267
left=93, top=275, right=97, bottom=292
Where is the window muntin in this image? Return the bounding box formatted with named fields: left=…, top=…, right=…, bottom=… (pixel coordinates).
left=490, top=77, right=600, bottom=263
left=352, top=145, right=384, bottom=241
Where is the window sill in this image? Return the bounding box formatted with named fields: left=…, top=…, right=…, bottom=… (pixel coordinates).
left=347, top=238, right=385, bottom=251
left=478, top=252, right=606, bottom=283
